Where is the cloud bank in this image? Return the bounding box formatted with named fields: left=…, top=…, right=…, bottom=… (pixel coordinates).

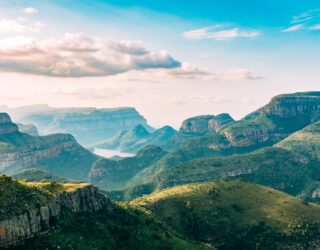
left=0, top=18, right=44, bottom=34
left=0, top=33, right=181, bottom=77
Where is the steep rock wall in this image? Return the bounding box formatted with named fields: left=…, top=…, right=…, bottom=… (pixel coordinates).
left=0, top=185, right=110, bottom=248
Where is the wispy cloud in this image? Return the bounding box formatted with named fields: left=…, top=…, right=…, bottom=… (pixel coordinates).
left=54, top=86, right=132, bottom=100
left=283, top=24, right=304, bottom=32
left=183, top=25, right=260, bottom=41
left=23, top=7, right=39, bottom=15
left=165, top=95, right=252, bottom=105
left=0, top=33, right=181, bottom=77
left=284, top=9, right=320, bottom=32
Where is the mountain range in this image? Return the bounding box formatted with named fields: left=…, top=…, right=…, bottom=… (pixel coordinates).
left=1, top=91, right=320, bottom=249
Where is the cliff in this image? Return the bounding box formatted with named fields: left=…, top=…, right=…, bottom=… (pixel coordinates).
left=18, top=106, right=154, bottom=145
left=0, top=178, right=109, bottom=248
left=222, top=92, right=320, bottom=148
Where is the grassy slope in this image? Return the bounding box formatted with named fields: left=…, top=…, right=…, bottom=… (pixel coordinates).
left=276, top=120, right=320, bottom=161
left=111, top=147, right=313, bottom=201
left=127, top=180, right=320, bottom=249
left=21, top=205, right=208, bottom=250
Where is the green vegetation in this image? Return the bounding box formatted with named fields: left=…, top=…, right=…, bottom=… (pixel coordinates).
left=89, top=145, right=166, bottom=190
left=115, top=147, right=314, bottom=201
left=127, top=180, right=320, bottom=249
left=11, top=168, right=75, bottom=183
left=21, top=205, right=207, bottom=250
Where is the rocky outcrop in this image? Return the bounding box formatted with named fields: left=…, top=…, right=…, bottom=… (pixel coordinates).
left=0, top=113, right=18, bottom=135
left=0, top=185, right=110, bottom=248
left=263, top=92, right=320, bottom=120
left=179, top=114, right=234, bottom=136
left=208, top=114, right=235, bottom=132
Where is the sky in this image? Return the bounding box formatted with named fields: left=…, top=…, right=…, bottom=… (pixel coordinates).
left=0, top=0, right=319, bottom=128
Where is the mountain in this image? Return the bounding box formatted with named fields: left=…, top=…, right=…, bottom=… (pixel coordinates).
left=15, top=106, right=154, bottom=145
left=16, top=123, right=39, bottom=136
left=89, top=145, right=167, bottom=190
left=108, top=147, right=313, bottom=201
left=128, top=180, right=320, bottom=249
left=0, top=113, right=98, bottom=180
left=98, top=125, right=177, bottom=153
left=0, top=176, right=203, bottom=250
left=125, top=92, right=320, bottom=186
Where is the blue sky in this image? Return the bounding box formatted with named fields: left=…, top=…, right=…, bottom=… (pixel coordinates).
left=0, top=0, right=319, bottom=127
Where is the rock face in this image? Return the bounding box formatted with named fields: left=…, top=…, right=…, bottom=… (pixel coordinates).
left=179, top=114, right=234, bottom=136
left=18, top=107, right=154, bottom=145
left=0, top=113, right=18, bottom=135
left=0, top=134, right=77, bottom=169
left=0, top=185, right=110, bottom=248
left=263, top=92, right=320, bottom=119
left=221, top=92, right=320, bottom=148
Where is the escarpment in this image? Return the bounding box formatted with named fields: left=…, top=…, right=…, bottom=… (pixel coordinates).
left=221, top=92, right=320, bottom=148
left=0, top=183, right=110, bottom=248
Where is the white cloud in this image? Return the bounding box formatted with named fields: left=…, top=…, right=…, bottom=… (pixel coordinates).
left=0, top=33, right=181, bottom=77
left=23, top=7, right=39, bottom=15
left=0, top=18, right=44, bottom=34
left=183, top=25, right=260, bottom=41
left=283, top=24, right=304, bottom=32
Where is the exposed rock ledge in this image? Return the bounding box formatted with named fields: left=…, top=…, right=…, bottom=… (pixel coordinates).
left=0, top=185, right=110, bottom=248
